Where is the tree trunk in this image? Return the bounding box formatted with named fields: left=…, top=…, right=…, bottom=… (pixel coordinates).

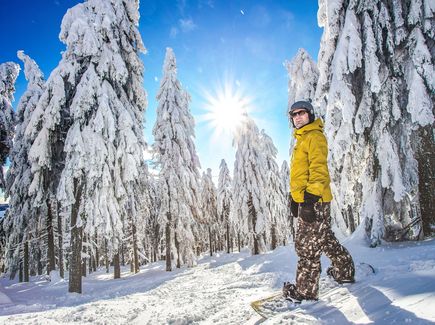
left=271, top=223, right=277, bottom=250
left=57, top=205, right=64, bottom=278
left=82, top=233, right=87, bottom=277
left=175, top=232, right=181, bottom=269
left=418, top=126, right=435, bottom=237
left=131, top=223, right=139, bottom=273
left=114, top=252, right=120, bottom=279
left=208, top=226, right=213, bottom=256
left=46, top=198, right=56, bottom=275
left=121, top=243, right=125, bottom=266
left=248, top=192, right=259, bottom=255
left=105, top=239, right=110, bottom=274
left=226, top=223, right=230, bottom=254
left=69, top=179, right=83, bottom=294
left=93, top=232, right=98, bottom=272
left=88, top=234, right=93, bottom=275
left=19, top=262, right=23, bottom=283
left=237, top=232, right=241, bottom=252
left=165, top=214, right=172, bottom=272
left=23, top=241, right=29, bottom=282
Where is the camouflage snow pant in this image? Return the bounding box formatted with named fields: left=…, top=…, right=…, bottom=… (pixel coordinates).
left=295, top=202, right=355, bottom=299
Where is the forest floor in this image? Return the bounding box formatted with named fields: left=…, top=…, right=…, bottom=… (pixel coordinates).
left=1, top=228, right=434, bottom=324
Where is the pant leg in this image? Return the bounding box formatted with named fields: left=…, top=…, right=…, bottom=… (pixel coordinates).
left=321, top=203, right=355, bottom=281
left=295, top=214, right=324, bottom=299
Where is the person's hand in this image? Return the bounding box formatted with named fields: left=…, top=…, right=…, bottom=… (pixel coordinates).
left=304, top=191, right=321, bottom=204
left=300, top=191, right=321, bottom=223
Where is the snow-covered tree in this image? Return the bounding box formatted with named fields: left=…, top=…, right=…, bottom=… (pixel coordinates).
left=280, top=160, right=293, bottom=240
left=285, top=49, right=319, bottom=158
left=29, top=0, right=147, bottom=293
left=142, top=172, right=162, bottom=263
left=285, top=48, right=319, bottom=115
left=232, top=113, right=267, bottom=255
left=217, top=159, right=232, bottom=253
left=260, top=130, right=288, bottom=249
left=0, top=61, right=19, bottom=189
left=153, top=48, right=201, bottom=270
left=314, top=0, right=434, bottom=245
left=3, top=51, right=45, bottom=281
left=201, top=168, right=219, bottom=255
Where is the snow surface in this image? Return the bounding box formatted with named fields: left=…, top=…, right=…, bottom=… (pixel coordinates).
left=1, top=235, right=434, bottom=324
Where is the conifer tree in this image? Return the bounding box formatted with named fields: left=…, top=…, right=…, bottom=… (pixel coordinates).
left=4, top=51, right=44, bottom=281
left=217, top=159, right=232, bottom=253
left=260, top=129, right=288, bottom=249
left=201, top=168, right=218, bottom=256
left=280, top=160, right=293, bottom=240
left=285, top=48, right=319, bottom=111
left=29, top=0, right=147, bottom=293
left=315, top=0, right=434, bottom=244
left=153, top=48, right=201, bottom=270
left=232, top=113, right=267, bottom=255
left=0, top=61, right=19, bottom=189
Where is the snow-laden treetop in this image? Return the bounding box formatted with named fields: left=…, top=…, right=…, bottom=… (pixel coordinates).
left=0, top=62, right=20, bottom=101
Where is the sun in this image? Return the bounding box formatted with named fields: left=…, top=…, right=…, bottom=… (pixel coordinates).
left=200, top=80, right=251, bottom=139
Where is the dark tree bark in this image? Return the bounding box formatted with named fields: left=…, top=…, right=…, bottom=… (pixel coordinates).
left=68, top=179, right=84, bottom=294
left=57, top=204, right=64, bottom=278
left=105, top=239, right=109, bottom=273
left=82, top=234, right=87, bottom=277
left=418, top=126, right=435, bottom=237
left=237, top=232, right=241, bottom=252
left=271, top=223, right=277, bottom=250
left=23, top=241, right=29, bottom=282
left=165, top=213, right=172, bottom=272
left=19, top=262, right=23, bottom=283
left=88, top=234, right=93, bottom=275
left=208, top=226, right=213, bottom=256
left=113, top=252, right=120, bottom=279
left=175, top=231, right=181, bottom=269
left=121, top=243, right=125, bottom=266
left=226, top=223, right=230, bottom=254
left=131, top=223, right=139, bottom=273
left=94, top=231, right=98, bottom=272
left=46, top=198, right=56, bottom=275
left=248, top=192, right=259, bottom=255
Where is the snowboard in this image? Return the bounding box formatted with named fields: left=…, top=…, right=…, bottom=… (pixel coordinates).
left=250, top=262, right=375, bottom=319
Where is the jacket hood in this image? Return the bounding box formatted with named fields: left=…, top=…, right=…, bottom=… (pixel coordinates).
left=294, top=118, right=324, bottom=139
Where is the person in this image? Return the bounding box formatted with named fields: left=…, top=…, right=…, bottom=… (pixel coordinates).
left=283, top=100, right=355, bottom=302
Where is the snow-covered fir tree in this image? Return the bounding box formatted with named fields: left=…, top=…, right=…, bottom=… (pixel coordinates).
left=217, top=159, right=233, bottom=253
left=314, top=0, right=434, bottom=245
left=232, top=113, right=267, bottom=255
left=143, top=172, right=162, bottom=263
left=3, top=51, right=45, bottom=281
left=280, top=160, right=293, bottom=239
left=201, top=168, right=219, bottom=256
left=153, top=48, right=201, bottom=270
left=260, top=129, right=288, bottom=249
left=285, top=48, right=319, bottom=114
left=285, top=49, right=319, bottom=154
left=0, top=61, right=20, bottom=189
left=29, top=0, right=147, bottom=293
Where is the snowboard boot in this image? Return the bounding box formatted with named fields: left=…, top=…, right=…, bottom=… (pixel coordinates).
left=282, top=282, right=317, bottom=303
left=326, top=266, right=355, bottom=284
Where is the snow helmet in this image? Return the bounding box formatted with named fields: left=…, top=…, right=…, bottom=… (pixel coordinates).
left=288, top=100, right=315, bottom=127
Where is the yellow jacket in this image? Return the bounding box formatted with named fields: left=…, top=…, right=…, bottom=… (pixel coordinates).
left=290, top=118, right=333, bottom=203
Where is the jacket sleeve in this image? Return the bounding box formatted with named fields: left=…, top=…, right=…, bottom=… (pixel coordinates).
left=306, top=131, right=330, bottom=198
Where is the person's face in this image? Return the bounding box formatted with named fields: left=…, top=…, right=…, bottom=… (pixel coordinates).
left=291, top=109, right=309, bottom=129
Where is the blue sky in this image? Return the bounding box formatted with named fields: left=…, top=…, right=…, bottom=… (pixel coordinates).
left=0, top=0, right=322, bottom=179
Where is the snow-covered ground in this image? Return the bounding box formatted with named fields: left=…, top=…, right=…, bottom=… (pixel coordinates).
left=1, top=232, right=435, bottom=324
